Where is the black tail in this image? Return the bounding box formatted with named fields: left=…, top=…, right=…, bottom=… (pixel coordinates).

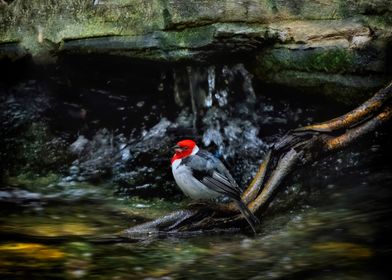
left=235, top=200, right=260, bottom=233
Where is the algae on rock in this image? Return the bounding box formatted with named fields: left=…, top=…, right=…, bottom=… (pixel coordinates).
left=0, top=0, right=391, bottom=103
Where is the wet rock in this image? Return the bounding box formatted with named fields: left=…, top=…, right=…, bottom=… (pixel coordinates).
left=141, top=118, right=172, bottom=140
left=0, top=81, right=72, bottom=176
left=69, top=135, right=89, bottom=156
left=67, top=128, right=121, bottom=182
left=0, top=188, right=42, bottom=202
left=113, top=119, right=180, bottom=198
left=0, top=81, right=51, bottom=132
left=253, top=26, right=391, bottom=104
left=59, top=116, right=179, bottom=197
left=1, top=1, right=391, bottom=102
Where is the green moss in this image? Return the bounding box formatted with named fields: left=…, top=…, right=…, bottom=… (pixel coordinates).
left=3, top=122, right=71, bottom=176
left=1, top=0, right=391, bottom=63
left=6, top=173, right=60, bottom=189
left=309, top=48, right=354, bottom=73
left=253, top=67, right=387, bottom=104
left=361, top=14, right=392, bottom=31
left=0, top=0, right=165, bottom=58
left=338, top=0, right=392, bottom=18
left=161, top=25, right=215, bottom=49
left=257, top=47, right=355, bottom=75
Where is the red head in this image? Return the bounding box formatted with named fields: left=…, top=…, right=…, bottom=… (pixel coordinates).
left=171, top=139, right=197, bottom=163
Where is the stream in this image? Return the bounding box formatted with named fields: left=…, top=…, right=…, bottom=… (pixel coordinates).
left=0, top=57, right=391, bottom=279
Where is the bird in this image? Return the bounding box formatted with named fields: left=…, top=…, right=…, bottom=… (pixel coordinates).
left=171, top=139, right=259, bottom=232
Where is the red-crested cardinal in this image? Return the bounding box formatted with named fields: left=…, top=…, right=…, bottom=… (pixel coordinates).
left=171, top=139, right=259, bottom=232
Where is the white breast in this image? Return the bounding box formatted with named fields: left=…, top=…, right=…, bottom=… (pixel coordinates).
left=172, top=159, right=220, bottom=200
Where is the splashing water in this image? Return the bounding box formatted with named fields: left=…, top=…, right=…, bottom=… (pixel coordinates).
left=167, top=63, right=267, bottom=183
left=205, top=65, right=215, bottom=107
left=1, top=57, right=391, bottom=280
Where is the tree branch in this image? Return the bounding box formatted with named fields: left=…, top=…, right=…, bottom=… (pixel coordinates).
left=123, top=81, right=392, bottom=238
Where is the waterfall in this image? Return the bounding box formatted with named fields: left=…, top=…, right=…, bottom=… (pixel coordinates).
left=170, top=63, right=256, bottom=111
left=167, top=63, right=266, bottom=180
left=205, top=65, right=215, bottom=107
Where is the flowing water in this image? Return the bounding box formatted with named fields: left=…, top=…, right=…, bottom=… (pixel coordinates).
left=0, top=58, right=391, bottom=279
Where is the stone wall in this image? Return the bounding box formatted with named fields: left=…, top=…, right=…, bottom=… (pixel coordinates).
left=1, top=0, right=391, bottom=103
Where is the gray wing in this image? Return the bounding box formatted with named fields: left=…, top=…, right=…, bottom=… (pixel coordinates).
left=181, top=150, right=242, bottom=200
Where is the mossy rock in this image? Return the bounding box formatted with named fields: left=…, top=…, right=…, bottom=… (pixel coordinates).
left=0, top=0, right=391, bottom=103
left=258, top=47, right=355, bottom=74
left=1, top=0, right=391, bottom=61
left=2, top=122, right=71, bottom=176
left=253, top=38, right=392, bottom=104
